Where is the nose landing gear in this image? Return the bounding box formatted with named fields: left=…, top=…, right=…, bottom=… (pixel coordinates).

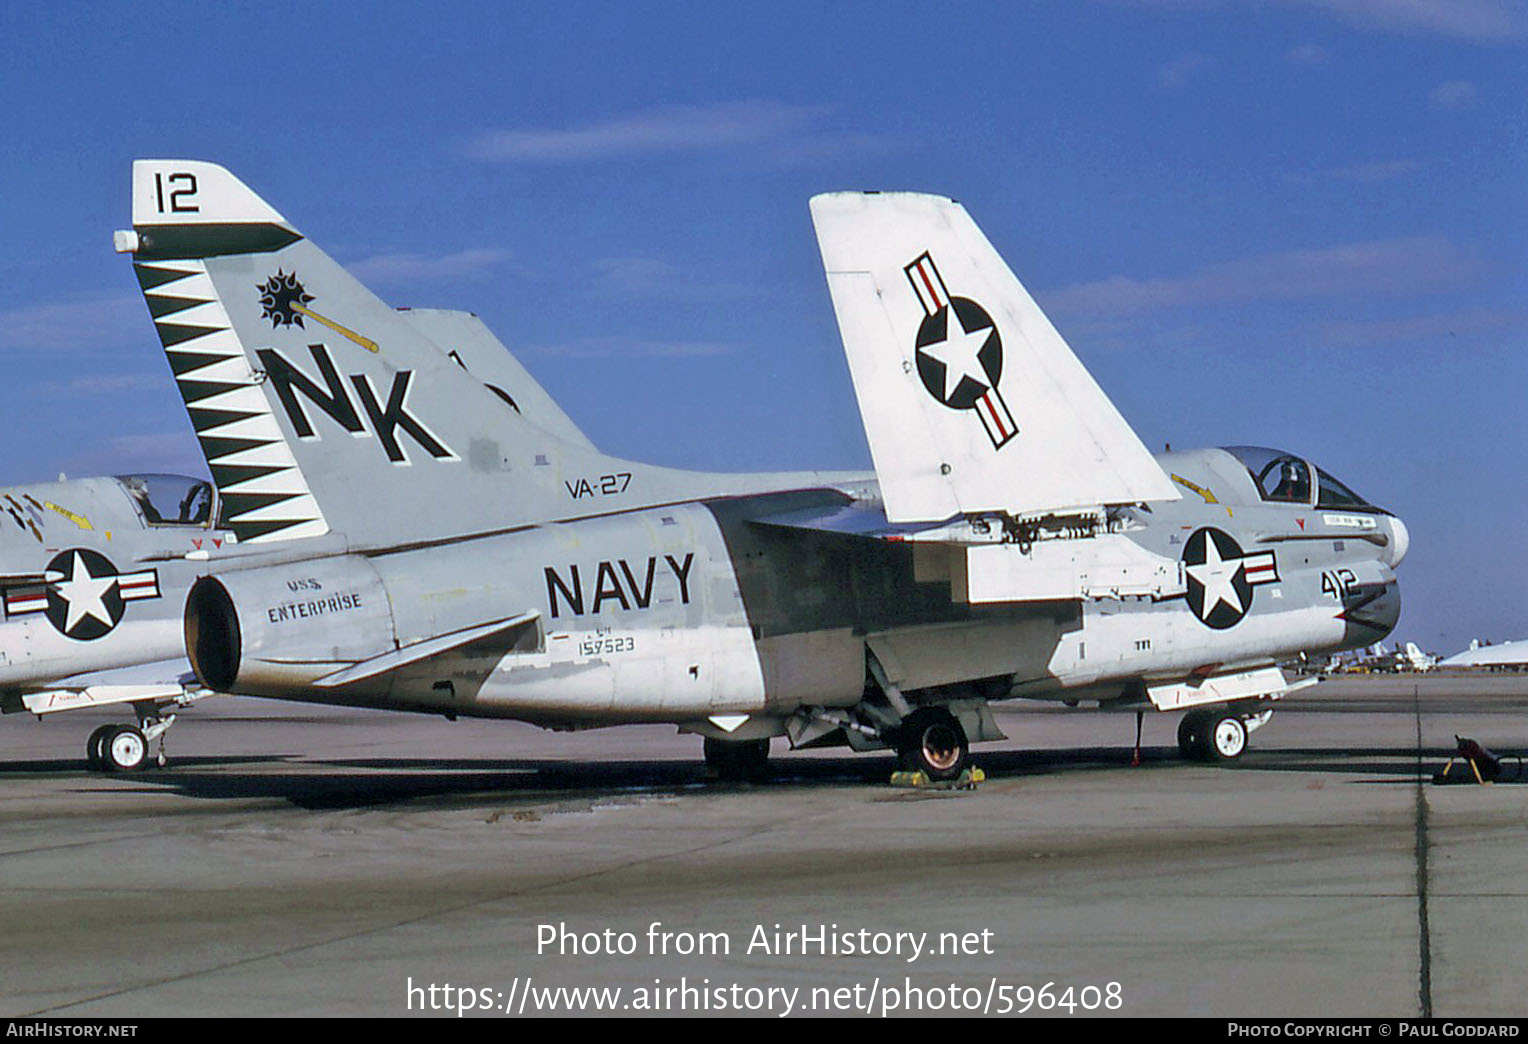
left=85, top=709, right=178, bottom=772
left=1177, top=707, right=1272, bottom=763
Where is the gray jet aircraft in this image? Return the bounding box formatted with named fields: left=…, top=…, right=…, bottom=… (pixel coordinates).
left=0, top=309, right=594, bottom=771
left=112, top=161, right=1406, bottom=780
left=0, top=472, right=227, bottom=769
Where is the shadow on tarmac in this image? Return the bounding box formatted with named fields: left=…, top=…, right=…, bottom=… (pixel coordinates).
left=6, top=740, right=1515, bottom=810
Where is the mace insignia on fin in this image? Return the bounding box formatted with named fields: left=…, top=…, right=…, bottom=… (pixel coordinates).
left=258, top=269, right=314, bottom=329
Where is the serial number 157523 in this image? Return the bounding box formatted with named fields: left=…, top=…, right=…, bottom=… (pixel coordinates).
left=579, top=635, right=636, bottom=657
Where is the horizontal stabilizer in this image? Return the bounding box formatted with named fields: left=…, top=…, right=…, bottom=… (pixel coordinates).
left=811, top=192, right=1178, bottom=523
left=749, top=500, right=945, bottom=541
left=311, top=611, right=541, bottom=688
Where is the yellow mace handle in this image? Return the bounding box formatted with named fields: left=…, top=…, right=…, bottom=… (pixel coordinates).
left=290, top=303, right=379, bottom=354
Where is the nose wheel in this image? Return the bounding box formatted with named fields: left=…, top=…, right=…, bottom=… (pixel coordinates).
left=1208, top=715, right=1248, bottom=760
left=1177, top=708, right=1254, bottom=763
left=84, top=708, right=180, bottom=772
left=87, top=724, right=151, bottom=772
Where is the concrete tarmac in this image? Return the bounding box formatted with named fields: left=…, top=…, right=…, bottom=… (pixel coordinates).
left=2, top=673, right=1526, bottom=1019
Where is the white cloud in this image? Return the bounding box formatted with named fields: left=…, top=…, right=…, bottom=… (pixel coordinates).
left=1108, top=1, right=1528, bottom=40
left=761, top=130, right=905, bottom=166
left=465, top=100, right=854, bottom=163
left=33, top=373, right=159, bottom=397
left=345, top=247, right=511, bottom=283
left=1158, top=53, right=1213, bottom=89
left=1329, top=158, right=1422, bottom=181
left=0, top=292, right=141, bottom=351
left=1428, top=80, right=1479, bottom=110
left=1280, top=0, right=1528, bottom=40
left=1042, top=236, right=1480, bottom=317
left=1279, top=159, right=1423, bottom=185
left=587, top=256, right=764, bottom=302
left=523, top=336, right=736, bottom=358
left=1284, top=42, right=1332, bottom=63
left=591, top=256, right=687, bottom=294
left=1317, top=309, right=1528, bottom=345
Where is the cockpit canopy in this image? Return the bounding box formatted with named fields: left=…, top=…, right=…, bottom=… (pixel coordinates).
left=1221, top=447, right=1379, bottom=512
left=115, top=474, right=215, bottom=527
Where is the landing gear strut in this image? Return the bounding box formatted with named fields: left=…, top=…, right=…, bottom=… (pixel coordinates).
left=703, top=737, right=771, bottom=782
left=896, top=707, right=969, bottom=781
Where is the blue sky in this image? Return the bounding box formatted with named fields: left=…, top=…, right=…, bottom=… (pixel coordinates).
left=1, top=0, right=1523, bottom=653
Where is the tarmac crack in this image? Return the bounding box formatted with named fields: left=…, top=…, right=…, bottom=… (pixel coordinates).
left=1414, top=685, right=1433, bottom=1019
left=0, top=833, right=168, bottom=861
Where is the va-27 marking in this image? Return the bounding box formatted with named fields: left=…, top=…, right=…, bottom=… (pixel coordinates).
left=566, top=473, right=633, bottom=500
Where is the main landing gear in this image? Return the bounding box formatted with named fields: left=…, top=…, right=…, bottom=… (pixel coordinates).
left=704, top=699, right=985, bottom=785
left=895, top=707, right=970, bottom=782
left=1177, top=707, right=1273, bottom=763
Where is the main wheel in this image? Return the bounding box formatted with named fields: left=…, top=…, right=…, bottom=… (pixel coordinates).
left=703, top=737, right=770, bottom=782
left=1177, top=709, right=1212, bottom=760
left=896, top=708, right=969, bottom=781
left=1205, top=714, right=1248, bottom=762
left=86, top=724, right=115, bottom=771
left=101, top=725, right=149, bottom=773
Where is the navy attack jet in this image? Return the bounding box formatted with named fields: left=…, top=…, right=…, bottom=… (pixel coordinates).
left=0, top=472, right=225, bottom=769
left=112, top=161, right=1407, bottom=780
left=0, top=310, right=589, bottom=771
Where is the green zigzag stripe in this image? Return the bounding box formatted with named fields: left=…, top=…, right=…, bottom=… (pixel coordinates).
left=134, top=264, right=198, bottom=292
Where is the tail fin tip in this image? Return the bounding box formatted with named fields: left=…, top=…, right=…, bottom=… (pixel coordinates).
left=125, top=161, right=297, bottom=261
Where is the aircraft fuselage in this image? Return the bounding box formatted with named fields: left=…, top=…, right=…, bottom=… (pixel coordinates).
left=184, top=447, right=1402, bottom=736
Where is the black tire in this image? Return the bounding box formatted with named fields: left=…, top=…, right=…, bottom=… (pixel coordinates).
left=1205, top=714, right=1248, bottom=763
left=86, top=724, right=115, bottom=771
left=101, top=725, right=149, bottom=773
left=703, top=737, right=770, bottom=782
left=1177, top=709, right=1212, bottom=761
left=896, top=708, right=969, bottom=781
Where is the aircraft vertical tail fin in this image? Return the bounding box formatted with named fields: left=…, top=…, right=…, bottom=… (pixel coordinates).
left=117, top=161, right=617, bottom=547
left=121, top=163, right=326, bottom=544
left=810, top=192, right=1178, bottom=524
